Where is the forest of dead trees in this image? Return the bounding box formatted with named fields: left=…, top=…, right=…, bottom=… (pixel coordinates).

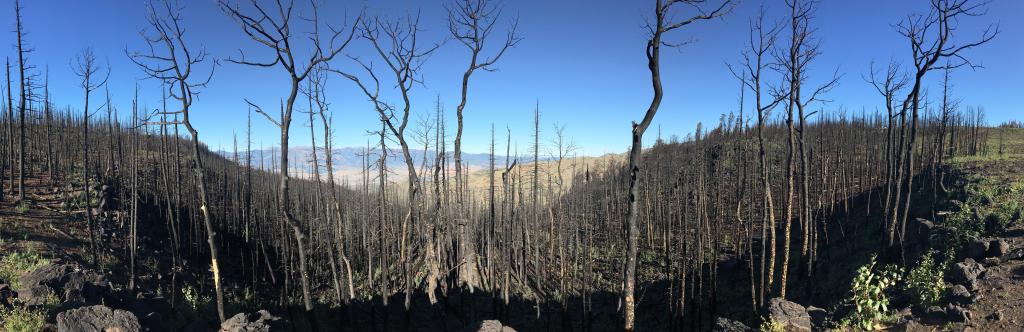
left=0, top=0, right=1005, bottom=331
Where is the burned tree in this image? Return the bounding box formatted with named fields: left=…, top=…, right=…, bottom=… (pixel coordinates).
left=623, top=1, right=733, bottom=330
left=727, top=5, right=787, bottom=306
left=71, top=49, right=109, bottom=267
left=776, top=0, right=838, bottom=298
left=126, top=0, right=224, bottom=322
left=219, top=0, right=360, bottom=319
left=446, top=0, right=521, bottom=291
left=336, top=12, right=441, bottom=309
left=889, top=0, right=997, bottom=250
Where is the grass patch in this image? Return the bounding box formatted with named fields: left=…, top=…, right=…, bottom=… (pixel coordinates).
left=12, top=202, right=30, bottom=214
left=0, top=305, right=46, bottom=332
left=0, top=250, right=49, bottom=289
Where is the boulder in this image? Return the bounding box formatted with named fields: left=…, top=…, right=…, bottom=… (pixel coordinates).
left=805, top=306, right=827, bottom=329
left=962, top=239, right=989, bottom=260
left=0, top=284, right=15, bottom=310
left=219, top=310, right=281, bottom=332
left=949, top=284, right=973, bottom=305
left=943, top=304, right=971, bottom=323
left=766, top=298, right=812, bottom=332
left=17, top=263, right=113, bottom=307
left=474, top=320, right=516, bottom=332
left=713, top=317, right=753, bottom=332
left=989, top=239, right=1010, bottom=257
left=951, top=259, right=986, bottom=291
left=982, top=257, right=1002, bottom=266
left=56, top=305, right=140, bottom=332
left=925, top=303, right=971, bottom=323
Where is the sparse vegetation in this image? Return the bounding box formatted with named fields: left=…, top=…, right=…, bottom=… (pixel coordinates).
left=0, top=305, right=46, bottom=332
left=0, top=249, right=48, bottom=289
left=903, top=250, right=947, bottom=308
left=842, top=256, right=902, bottom=330
left=0, top=0, right=1013, bottom=330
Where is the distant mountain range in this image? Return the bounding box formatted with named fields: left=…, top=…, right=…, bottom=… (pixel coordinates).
left=217, top=146, right=538, bottom=182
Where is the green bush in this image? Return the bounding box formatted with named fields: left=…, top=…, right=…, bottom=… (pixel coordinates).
left=13, top=202, right=30, bottom=214
left=758, top=318, right=784, bottom=332
left=902, top=251, right=946, bottom=308
left=842, top=255, right=902, bottom=330
left=0, top=250, right=50, bottom=289
left=0, top=305, right=46, bottom=332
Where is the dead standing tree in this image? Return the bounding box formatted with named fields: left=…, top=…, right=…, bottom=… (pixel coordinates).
left=889, top=0, right=996, bottom=251
left=219, top=0, right=360, bottom=323
left=776, top=0, right=838, bottom=298
left=126, top=0, right=224, bottom=322
left=623, top=1, right=732, bottom=330
left=71, top=49, right=109, bottom=267
left=446, top=0, right=521, bottom=292
left=336, top=13, right=441, bottom=309
left=14, top=0, right=32, bottom=201
left=727, top=5, right=787, bottom=307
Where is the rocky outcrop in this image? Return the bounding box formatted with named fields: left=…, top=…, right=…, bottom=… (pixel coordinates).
left=16, top=263, right=113, bottom=307
left=219, top=310, right=281, bottom=332
left=713, top=317, right=752, bottom=332
left=951, top=258, right=986, bottom=291
left=0, top=284, right=15, bottom=309
left=988, top=239, right=1010, bottom=257
left=474, top=320, right=516, bottom=332
left=927, top=304, right=971, bottom=323
left=766, top=298, right=812, bottom=332
left=962, top=239, right=989, bottom=260
left=56, top=305, right=140, bottom=332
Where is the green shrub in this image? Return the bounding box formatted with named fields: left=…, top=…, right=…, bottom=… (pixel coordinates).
left=903, top=251, right=946, bottom=308
left=758, top=318, right=784, bottom=332
left=0, top=250, right=49, bottom=289
left=0, top=305, right=46, bottom=332
left=945, top=203, right=983, bottom=245
left=842, top=255, right=902, bottom=330
left=13, top=202, right=30, bottom=214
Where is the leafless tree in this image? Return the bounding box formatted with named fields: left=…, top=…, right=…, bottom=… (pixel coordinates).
left=890, top=0, right=997, bottom=251
left=71, top=48, right=109, bottom=267
left=219, top=0, right=361, bottom=321
left=336, top=11, right=441, bottom=309
left=727, top=4, right=787, bottom=307
left=446, top=0, right=521, bottom=290
left=126, top=0, right=224, bottom=322
left=624, top=1, right=733, bottom=330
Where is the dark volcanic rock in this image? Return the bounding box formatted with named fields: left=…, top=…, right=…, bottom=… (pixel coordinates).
left=943, top=304, right=971, bottom=322
left=949, top=284, right=973, bottom=305
left=0, top=284, right=15, bottom=309
left=56, top=305, right=140, bottom=332
left=805, top=306, right=827, bottom=329
left=951, top=258, right=986, bottom=291
left=219, top=310, right=282, bottom=332
left=713, top=317, right=752, bottom=332
left=989, top=239, right=1010, bottom=257
left=963, top=239, right=989, bottom=260
left=766, top=298, right=811, bottom=332
left=17, top=263, right=113, bottom=307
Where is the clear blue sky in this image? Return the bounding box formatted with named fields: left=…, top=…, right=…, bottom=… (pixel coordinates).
left=1, top=0, right=1020, bottom=156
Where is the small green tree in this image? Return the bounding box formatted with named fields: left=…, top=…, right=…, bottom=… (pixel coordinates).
left=903, top=251, right=946, bottom=307
left=844, top=255, right=902, bottom=330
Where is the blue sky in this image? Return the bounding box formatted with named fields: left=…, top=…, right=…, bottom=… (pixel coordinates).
left=0, top=0, right=1020, bottom=156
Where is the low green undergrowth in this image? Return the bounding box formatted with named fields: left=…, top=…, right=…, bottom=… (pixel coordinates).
left=840, top=255, right=902, bottom=330
left=902, top=250, right=948, bottom=308
left=0, top=250, right=49, bottom=289
left=0, top=305, right=46, bottom=332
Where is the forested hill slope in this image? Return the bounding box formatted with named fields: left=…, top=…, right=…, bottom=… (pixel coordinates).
left=0, top=105, right=1017, bottom=331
